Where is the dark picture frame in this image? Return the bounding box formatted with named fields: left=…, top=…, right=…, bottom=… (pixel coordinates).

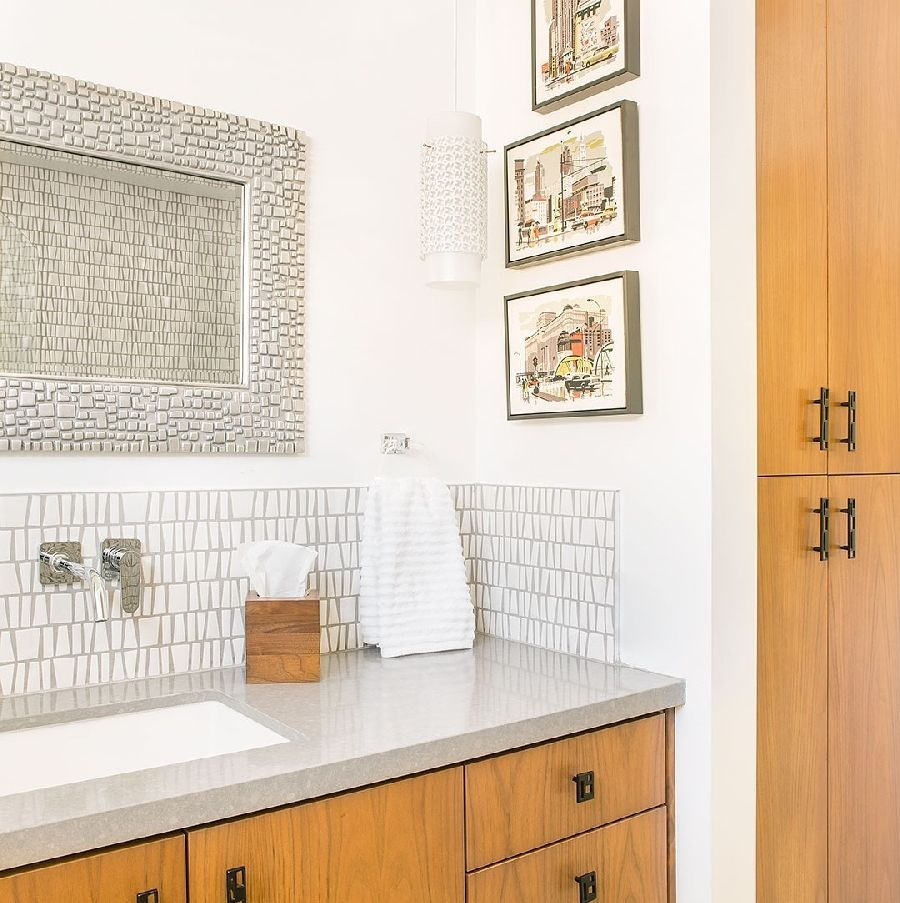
left=505, top=101, right=640, bottom=268
left=532, top=0, right=640, bottom=113
left=504, top=271, right=642, bottom=420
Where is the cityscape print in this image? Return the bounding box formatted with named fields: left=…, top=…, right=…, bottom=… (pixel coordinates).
left=506, top=104, right=635, bottom=266
left=532, top=0, right=634, bottom=109
left=505, top=274, right=641, bottom=419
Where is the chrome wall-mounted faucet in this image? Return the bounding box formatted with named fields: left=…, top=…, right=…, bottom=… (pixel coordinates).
left=39, top=541, right=108, bottom=622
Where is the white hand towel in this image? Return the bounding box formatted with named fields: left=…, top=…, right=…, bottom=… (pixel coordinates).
left=360, top=477, right=474, bottom=658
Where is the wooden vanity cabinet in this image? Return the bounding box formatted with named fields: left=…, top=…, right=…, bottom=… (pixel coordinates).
left=0, top=835, right=186, bottom=903
left=187, top=767, right=465, bottom=903
left=0, top=711, right=675, bottom=902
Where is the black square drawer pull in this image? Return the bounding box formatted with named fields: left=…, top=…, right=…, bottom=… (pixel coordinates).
left=136, top=892, right=158, bottom=903
left=572, top=770, right=595, bottom=804
left=226, top=866, right=248, bottom=903
left=575, top=870, right=598, bottom=903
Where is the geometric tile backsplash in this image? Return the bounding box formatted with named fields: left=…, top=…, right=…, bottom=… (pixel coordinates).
left=0, top=484, right=618, bottom=696
left=461, top=484, right=617, bottom=663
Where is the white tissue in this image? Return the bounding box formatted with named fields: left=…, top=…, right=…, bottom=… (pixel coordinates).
left=234, top=541, right=317, bottom=598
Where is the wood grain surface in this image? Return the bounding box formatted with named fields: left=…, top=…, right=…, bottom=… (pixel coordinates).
left=465, top=715, right=665, bottom=870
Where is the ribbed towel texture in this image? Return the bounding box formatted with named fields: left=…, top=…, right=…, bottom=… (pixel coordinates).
left=360, top=477, right=475, bottom=658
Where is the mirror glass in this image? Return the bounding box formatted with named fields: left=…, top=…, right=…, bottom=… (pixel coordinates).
left=0, top=139, right=245, bottom=387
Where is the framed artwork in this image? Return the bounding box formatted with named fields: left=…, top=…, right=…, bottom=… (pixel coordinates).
left=532, top=0, right=640, bottom=113
left=505, top=102, right=639, bottom=268
left=505, top=271, right=642, bottom=420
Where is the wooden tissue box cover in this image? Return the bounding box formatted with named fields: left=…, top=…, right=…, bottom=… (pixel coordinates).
left=245, top=591, right=321, bottom=683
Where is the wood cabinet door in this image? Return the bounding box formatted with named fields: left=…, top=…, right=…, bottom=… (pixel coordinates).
left=827, top=0, right=900, bottom=474
left=828, top=476, right=900, bottom=902
left=188, top=768, right=464, bottom=903
left=295, top=767, right=464, bottom=903
left=757, top=477, right=828, bottom=903
left=467, top=808, right=666, bottom=903
left=757, top=0, right=828, bottom=477
left=187, top=803, right=300, bottom=903
left=0, top=836, right=186, bottom=903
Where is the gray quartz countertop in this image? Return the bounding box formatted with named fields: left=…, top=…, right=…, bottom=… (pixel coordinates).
left=0, top=636, right=684, bottom=873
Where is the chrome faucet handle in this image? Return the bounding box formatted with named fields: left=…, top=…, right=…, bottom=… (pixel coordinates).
left=39, top=542, right=109, bottom=622
left=101, top=539, right=142, bottom=614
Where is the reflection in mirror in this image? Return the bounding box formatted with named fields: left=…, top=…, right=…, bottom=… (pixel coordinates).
left=0, top=140, right=244, bottom=386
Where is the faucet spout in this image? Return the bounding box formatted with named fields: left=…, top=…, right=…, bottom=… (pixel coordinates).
left=83, top=567, right=109, bottom=622
left=39, top=551, right=109, bottom=622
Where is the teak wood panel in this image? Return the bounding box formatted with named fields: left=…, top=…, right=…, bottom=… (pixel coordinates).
left=465, top=714, right=665, bottom=870
left=827, top=0, right=900, bottom=475
left=757, top=0, right=828, bottom=477
left=0, top=835, right=186, bottom=903
left=828, top=476, right=900, bottom=902
left=466, top=807, right=667, bottom=903
left=187, top=768, right=464, bottom=903
left=757, top=477, right=828, bottom=903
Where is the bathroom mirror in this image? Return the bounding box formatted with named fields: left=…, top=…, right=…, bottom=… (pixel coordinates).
left=0, top=62, right=306, bottom=453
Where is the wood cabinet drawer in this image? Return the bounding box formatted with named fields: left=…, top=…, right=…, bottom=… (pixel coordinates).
left=467, top=807, right=667, bottom=903
left=465, top=714, right=665, bottom=869
left=0, top=835, right=186, bottom=903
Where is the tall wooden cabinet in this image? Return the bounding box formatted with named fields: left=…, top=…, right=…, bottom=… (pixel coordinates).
left=758, top=0, right=900, bottom=899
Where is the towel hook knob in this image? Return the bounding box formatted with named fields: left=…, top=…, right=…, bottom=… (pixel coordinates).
left=381, top=433, right=411, bottom=455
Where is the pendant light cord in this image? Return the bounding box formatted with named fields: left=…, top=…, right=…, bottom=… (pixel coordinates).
left=451, top=0, right=459, bottom=111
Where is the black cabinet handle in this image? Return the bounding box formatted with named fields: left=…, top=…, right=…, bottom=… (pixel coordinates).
left=839, top=498, right=857, bottom=559
left=136, top=892, right=158, bottom=903
left=572, top=771, right=595, bottom=804
left=226, top=866, right=247, bottom=903
left=813, top=498, right=830, bottom=561
left=812, top=387, right=830, bottom=451
left=575, top=871, right=598, bottom=903
left=839, top=390, right=857, bottom=451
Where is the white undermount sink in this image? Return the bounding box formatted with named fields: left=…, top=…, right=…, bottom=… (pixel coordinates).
left=0, top=700, right=289, bottom=797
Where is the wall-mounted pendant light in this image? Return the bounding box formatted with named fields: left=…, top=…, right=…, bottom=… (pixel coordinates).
left=420, top=0, right=487, bottom=290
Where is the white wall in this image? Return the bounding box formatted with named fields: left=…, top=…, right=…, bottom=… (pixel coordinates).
left=710, top=0, right=757, bottom=900
left=472, top=0, right=756, bottom=899
left=0, top=0, right=478, bottom=493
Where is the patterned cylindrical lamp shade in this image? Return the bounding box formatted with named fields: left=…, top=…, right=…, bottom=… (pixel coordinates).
left=420, top=111, right=488, bottom=290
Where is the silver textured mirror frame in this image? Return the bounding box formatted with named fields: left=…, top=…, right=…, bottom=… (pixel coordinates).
left=0, top=62, right=305, bottom=453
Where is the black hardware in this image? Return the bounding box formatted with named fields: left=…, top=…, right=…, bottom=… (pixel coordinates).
left=839, top=390, right=857, bottom=451
left=813, top=498, right=830, bottom=561
left=839, top=498, right=857, bottom=559
left=572, top=771, right=595, bottom=804
left=136, top=892, right=158, bottom=903
left=226, top=866, right=247, bottom=903
left=812, top=387, right=830, bottom=451
left=575, top=871, right=598, bottom=903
